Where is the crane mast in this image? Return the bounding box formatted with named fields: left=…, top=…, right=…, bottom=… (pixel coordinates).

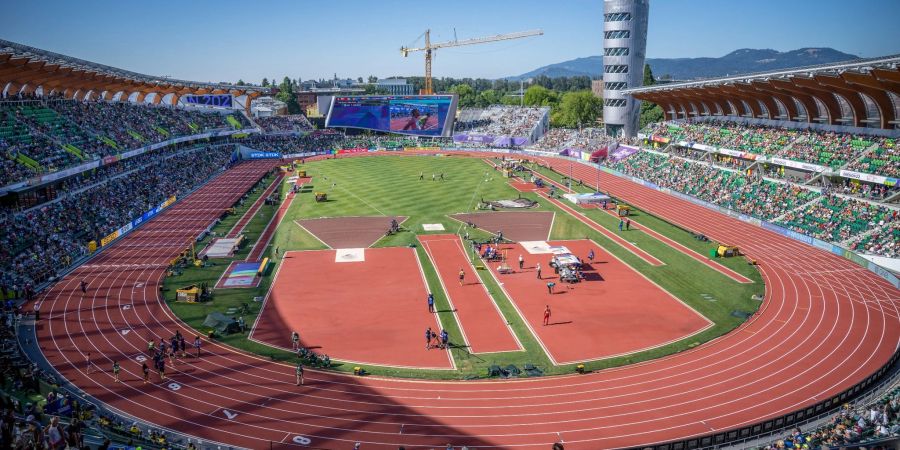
left=401, top=29, right=543, bottom=95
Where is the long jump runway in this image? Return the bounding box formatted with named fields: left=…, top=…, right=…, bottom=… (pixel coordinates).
left=419, top=234, right=522, bottom=354
left=33, top=153, right=900, bottom=450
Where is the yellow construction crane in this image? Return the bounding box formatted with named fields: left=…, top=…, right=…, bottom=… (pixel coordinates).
left=401, top=29, right=543, bottom=95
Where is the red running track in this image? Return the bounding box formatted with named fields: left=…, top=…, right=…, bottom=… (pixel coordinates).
left=33, top=153, right=900, bottom=450
left=226, top=172, right=285, bottom=238
left=419, top=234, right=522, bottom=354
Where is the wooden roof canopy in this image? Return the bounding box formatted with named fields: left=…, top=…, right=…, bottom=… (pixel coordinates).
left=623, top=54, right=900, bottom=129
left=0, top=39, right=267, bottom=106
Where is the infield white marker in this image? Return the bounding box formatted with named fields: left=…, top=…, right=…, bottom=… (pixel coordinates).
left=223, top=410, right=238, bottom=420
left=135, top=355, right=147, bottom=363
left=121, top=305, right=132, bottom=310
left=120, top=329, right=130, bottom=335
left=167, top=382, right=181, bottom=391
left=292, top=436, right=311, bottom=445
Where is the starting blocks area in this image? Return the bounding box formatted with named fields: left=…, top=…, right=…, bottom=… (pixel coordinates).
left=250, top=247, right=453, bottom=369
left=484, top=239, right=713, bottom=365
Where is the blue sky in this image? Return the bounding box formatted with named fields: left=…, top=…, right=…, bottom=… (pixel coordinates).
left=4, top=0, right=900, bottom=83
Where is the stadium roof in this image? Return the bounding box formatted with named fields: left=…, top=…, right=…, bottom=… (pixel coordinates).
left=623, top=54, right=900, bottom=129
left=0, top=39, right=267, bottom=105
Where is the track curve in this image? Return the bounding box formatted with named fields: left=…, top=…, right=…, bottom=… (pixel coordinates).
left=33, top=154, right=900, bottom=450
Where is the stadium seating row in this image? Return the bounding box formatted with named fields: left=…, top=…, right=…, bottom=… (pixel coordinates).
left=642, top=120, right=896, bottom=177
left=612, top=151, right=899, bottom=258
left=0, top=100, right=248, bottom=186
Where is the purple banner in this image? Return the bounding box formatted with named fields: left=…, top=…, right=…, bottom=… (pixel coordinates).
left=453, top=133, right=528, bottom=147
left=608, top=145, right=640, bottom=163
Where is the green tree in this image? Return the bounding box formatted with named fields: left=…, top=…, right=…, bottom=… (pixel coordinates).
left=236, top=79, right=246, bottom=86
left=367, top=75, right=378, bottom=84
left=552, top=90, right=603, bottom=128
left=476, top=89, right=502, bottom=107
left=523, top=85, right=557, bottom=107
left=643, top=64, right=656, bottom=87
left=275, top=77, right=301, bottom=114
left=448, top=84, right=476, bottom=107
left=261, top=78, right=269, bottom=87
left=363, top=84, right=390, bottom=95
left=638, top=64, right=664, bottom=129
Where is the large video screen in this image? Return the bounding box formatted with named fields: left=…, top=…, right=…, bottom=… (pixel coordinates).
left=325, top=95, right=457, bottom=137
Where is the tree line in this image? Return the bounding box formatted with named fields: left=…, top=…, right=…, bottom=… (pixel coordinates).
left=234, top=69, right=663, bottom=131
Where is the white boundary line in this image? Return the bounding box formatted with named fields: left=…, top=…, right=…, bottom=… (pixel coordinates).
left=547, top=211, right=556, bottom=242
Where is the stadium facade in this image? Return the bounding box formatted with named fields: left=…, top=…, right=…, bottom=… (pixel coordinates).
left=602, top=0, right=649, bottom=137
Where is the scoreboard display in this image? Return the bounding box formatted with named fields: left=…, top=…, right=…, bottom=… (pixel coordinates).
left=325, top=95, right=457, bottom=137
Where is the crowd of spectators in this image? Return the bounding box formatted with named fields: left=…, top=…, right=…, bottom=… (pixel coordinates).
left=779, top=193, right=897, bottom=243
left=643, top=120, right=894, bottom=174
left=844, top=138, right=899, bottom=178
left=528, top=128, right=615, bottom=152
left=611, top=150, right=900, bottom=256
left=0, top=145, right=237, bottom=292
left=237, top=130, right=344, bottom=154
left=760, top=387, right=900, bottom=449
left=722, top=179, right=821, bottom=222
left=454, top=105, right=547, bottom=138
left=1, top=98, right=245, bottom=186
left=255, top=114, right=314, bottom=133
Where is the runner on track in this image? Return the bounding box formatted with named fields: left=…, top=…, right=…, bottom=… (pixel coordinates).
left=80, top=280, right=88, bottom=295
left=458, top=268, right=465, bottom=286
left=142, top=362, right=150, bottom=384
left=543, top=305, right=551, bottom=326
left=112, top=361, right=120, bottom=383
left=291, top=331, right=300, bottom=351
left=85, top=352, right=92, bottom=375
left=588, top=249, right=595, bottom=262
left=425, top=327, right=433, bottom=349
left=296, top=362, right=304, bottom=386
left=194, top=335, right=201, bottom=357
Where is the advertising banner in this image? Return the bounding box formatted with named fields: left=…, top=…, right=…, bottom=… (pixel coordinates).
left=717, top=148, right=759, bottom=161
left=769, top=157, right=828, bottom=173
left=839, top=169, right=898, bottom=186
left=248, top=151, right=281, bottom=159
left=608, top=145, right=640, bottom=163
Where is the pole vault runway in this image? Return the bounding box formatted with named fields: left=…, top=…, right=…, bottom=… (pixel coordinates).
left=33, top=153, right=900, bottom=449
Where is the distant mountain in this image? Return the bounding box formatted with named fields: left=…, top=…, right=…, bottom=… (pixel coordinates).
left=510, top=48, right=860, bottom=81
